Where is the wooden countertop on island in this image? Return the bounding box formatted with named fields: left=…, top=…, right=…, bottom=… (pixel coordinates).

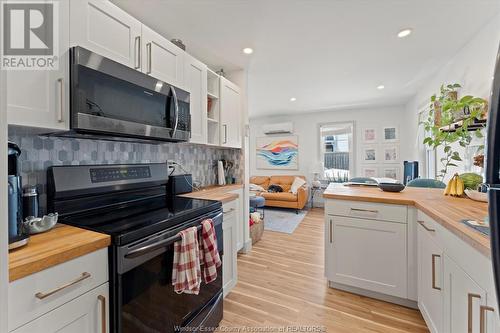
left=323, top=185, right=490, bottom=257
left=9, top=224, right=111, bottom=282
left=179, top=184, right=243, bottom=203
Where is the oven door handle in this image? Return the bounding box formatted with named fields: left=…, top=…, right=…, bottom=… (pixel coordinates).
left=124, top=212, right=222, bottom=259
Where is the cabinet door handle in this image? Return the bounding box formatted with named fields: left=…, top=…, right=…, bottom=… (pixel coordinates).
left=223, top=124, right=228, bottom=144
left=146, top=42, right=152, bottom=74
left=350, top=208, right=378, bottom=214
left=329, top=219, right=333, bottom=244
left=35, top=272, right=91, bottom=299
left=57, top=78, right=64, bottom=123
left=417, top=220, right=436, bottom=232
left=468, top=293, right=481, bottom=333
left=431, top=254, right=441, bottom=290
left=134, top=36, right=141, bottom=69
left=98, top=295, right=107, bottom=333
left=480, top=305, right=495, bottom=333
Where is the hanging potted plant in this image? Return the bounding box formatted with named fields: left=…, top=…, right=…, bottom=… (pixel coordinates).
left=421, top=83, right=488, bottom=181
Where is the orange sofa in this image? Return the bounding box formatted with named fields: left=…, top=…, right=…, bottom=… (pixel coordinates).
left=250, top=175, right=309, bottom=212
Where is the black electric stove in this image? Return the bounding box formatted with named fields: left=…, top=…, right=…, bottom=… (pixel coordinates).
left=47, top=163, right=224, bottom=333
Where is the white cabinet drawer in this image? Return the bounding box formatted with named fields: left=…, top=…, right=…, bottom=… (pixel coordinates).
left=8, top=249, right=108, bottom=331
left=222, top=200, right=237, bottom=218
left=326, top=199, right=407, bottom=223
left=11, top=283, right=109, bottom=333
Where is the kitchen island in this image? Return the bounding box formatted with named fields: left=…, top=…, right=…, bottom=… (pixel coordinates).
left=323, top=184, right=498, bottom=333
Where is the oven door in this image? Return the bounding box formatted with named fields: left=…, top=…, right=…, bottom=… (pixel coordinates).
left=70, top=46, right=190, bottom=142
left=114, top=211, right=223, bottom=333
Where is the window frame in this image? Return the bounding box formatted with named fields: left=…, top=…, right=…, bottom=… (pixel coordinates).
left=317, top=121, right=356, bottom=180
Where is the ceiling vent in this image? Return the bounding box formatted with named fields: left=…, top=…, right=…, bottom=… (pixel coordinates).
left=263, top=122, right=294, bottom=135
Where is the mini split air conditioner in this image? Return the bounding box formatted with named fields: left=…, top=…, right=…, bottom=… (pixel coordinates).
left=262, top=122, right=294, bottom=135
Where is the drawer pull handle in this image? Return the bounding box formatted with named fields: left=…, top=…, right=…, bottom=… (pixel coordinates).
left=417, top=220, right=436, bottom=232
left=223, top=208, right=235, bottom=214
left=98, top=295, right=107, bottom=333
left=35, top=272, right=91, bottom=300
left=350, top=208, right=378, bottom=214
left=329, top=219, right=333, bottom=244
left=431, top=254, right=441, bottom=290
left=480, top=305, right=495, bottom=333
left=468, top=293, right=481, bottom=333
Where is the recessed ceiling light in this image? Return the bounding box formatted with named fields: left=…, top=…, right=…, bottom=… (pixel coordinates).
left=377, top=85, right=385, bottom=90
left=242, top=47, right=253, bottom=54
left=290, top=97, right=297, bottom=102
left=397, top=28, right=412, bottom=38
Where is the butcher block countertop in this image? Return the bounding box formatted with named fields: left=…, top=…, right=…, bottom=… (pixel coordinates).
left=323, top=185, right=490, bottom=257
left=9, top=224, right=110, bottom=282
left=179, top=184, right=243, bottom=203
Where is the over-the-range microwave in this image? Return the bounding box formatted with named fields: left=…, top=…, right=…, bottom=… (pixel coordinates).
left=58, top=46, right=191, bottom=143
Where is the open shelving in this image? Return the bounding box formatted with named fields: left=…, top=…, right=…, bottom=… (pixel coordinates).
left=207, top=69, right=221, bottom=145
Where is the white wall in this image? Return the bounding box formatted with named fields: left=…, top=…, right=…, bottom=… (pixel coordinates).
left=404, top=13, right=500, bottom=180
left=250, top=105, right=412, bottom=182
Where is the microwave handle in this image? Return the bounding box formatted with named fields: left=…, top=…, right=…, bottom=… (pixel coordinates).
left=171, top=86, right=179, bottom=137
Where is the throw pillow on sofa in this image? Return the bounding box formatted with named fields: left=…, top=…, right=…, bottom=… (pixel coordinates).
left=290, top=177, right=306, bottom=194
left=268, top=184, right=284, bottom=193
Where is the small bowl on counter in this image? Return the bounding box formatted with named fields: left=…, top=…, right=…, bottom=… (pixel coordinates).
left=378, top=182, right=406, bottom=193
left=465, top=189, right=488, bottom=203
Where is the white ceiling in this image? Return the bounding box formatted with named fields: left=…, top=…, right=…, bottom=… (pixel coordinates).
left=112, top=0, right=500, bottom=118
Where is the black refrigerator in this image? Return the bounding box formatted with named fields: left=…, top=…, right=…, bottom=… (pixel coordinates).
left=487, top=44, right=500, bottom=312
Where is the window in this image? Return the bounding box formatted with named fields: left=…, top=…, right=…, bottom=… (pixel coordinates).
left=319, top=122, right=354, bottom=181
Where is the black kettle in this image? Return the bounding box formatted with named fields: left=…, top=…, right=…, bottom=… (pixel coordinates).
left=8, top=141, right=29, bottom=250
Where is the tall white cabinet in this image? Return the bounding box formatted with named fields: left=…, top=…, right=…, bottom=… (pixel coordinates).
left=7, top=0, right=70, bottom=130
left=220, top=77, right=242, bottom=148
left=184, top=55, right=207, bottom=144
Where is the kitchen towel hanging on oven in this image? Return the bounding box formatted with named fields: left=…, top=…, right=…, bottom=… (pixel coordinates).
left=172, top=227, right=202, bottom=294
left=172, top=219, right=221, bottom=294
left=200, top=219, right=222, bottom=283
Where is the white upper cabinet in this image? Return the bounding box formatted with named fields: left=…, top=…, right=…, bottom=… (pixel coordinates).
left=141, top=25, right=184, bottom=88
left=70, top=0, right=142, bottom=69
left=184, top=54, right=207, bottom=144
left=7, top=0, right=70, bottom=130
left=220, top=77, right=242, bottom=148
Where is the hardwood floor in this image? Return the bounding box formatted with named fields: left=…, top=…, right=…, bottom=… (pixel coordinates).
left=221, top=208, right=429, bottom=333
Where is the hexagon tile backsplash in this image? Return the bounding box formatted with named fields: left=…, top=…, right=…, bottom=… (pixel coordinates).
left=9, top=126, right=243, bottom=214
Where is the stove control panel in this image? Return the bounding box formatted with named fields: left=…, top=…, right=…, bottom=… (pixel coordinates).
left=90, top=166, right=151, bottom=183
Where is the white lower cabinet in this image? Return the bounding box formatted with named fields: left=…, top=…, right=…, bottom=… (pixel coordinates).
left=229, top=189, right=244, bottom=251
left=417, top=223, right=444, bottom=333
left=12, top=283, right=109, bottom=333
left=325, top=214, right=407, bottom=298
left=222, top=200, right=238, bottom=296
left=9, top=248, right=109, bottom=332
left=443, top=255, right=486, bottom=333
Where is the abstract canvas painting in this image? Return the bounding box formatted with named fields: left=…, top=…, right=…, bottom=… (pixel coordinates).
left=256, top=136, right=299, bottom=170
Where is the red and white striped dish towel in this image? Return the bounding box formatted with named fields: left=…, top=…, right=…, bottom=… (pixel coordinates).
left=200, top=219, right=222, bottom=283
left=172, top=226, right=202, bottom=295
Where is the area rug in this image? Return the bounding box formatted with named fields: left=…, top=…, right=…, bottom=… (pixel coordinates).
left=263, top=208, right=307, bottom=234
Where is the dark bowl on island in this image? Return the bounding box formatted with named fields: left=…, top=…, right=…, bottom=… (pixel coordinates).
left=378, top=182, right=405, bottom=193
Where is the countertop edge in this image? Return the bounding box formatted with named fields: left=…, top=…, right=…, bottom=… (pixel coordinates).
left=9, top=233, right=111, bottom=282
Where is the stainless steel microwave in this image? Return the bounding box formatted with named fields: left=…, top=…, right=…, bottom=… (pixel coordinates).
left=65, top=46, right=190, bottom=143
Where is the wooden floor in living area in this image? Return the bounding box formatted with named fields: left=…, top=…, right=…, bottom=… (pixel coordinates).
left=221, top=208, right=429, bottom=333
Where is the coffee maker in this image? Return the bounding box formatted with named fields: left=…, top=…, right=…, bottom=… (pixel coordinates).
left=8, top=141, right=29, bottom=250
